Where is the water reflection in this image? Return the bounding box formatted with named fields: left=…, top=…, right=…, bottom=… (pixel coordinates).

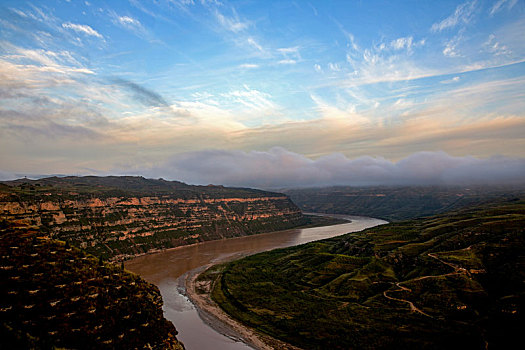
left=126, top=215, right=387, bottom=349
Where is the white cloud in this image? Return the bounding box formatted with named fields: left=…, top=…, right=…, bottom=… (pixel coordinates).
left=246, top=37, right=263, bottom=52
left=440, top=76, right=460, bottom=84
left=239, top=63, right=259, bottom=69
left=389, top=36, right=425, bottom=54
left=393, top=98, right=414, bottom=110
left=390, top=36, right=413, bottom=50
left=111, top=13, right=147, bottom=37
left=328, top=63, right=341, bottom=71
left=277, top=47, right=300, bottom=55
left=443, top=34, right=462, bottom=57
left=9, top=8, right=28, bottom=18
left=221, top=85, right=277, bottom=112
left=214, top=8, right=249, bottom=32
left=309, top=94, right=368, bottom=125
left=118, top=16, right=139, bottom=26
left=483, top=34, right=511, bottom=56
left=278, top=59, right=296, bottom=65
left=431, top=1, right=477, bottom=32
left=489, top=0, right=518, bottom=16
left=62, top=22, right=103, bottom=39
left=314, top=64, right=322, bottom=72
left=2, top=43, right=94, bottom=75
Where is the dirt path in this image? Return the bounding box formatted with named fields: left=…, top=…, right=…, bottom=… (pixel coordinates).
left=383, top=282, right=434, bottom=318
left=383, top=248, right=473, bottom=318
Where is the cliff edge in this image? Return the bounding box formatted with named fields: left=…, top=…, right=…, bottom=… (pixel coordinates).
left=0, top=176, right=306, bottom=260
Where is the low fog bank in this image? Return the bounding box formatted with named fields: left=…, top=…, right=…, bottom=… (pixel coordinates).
left=142, top=147, right=525, bottom=189
left=2, top=148, right=524, bottom=189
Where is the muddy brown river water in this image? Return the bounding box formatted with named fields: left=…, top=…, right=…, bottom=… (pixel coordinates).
left=126, top=215, right=387, bottom=349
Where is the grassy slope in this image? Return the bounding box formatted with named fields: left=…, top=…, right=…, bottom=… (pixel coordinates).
left=0, top=221, right=184, bottom=350
left=204, top=198, right=525, bottom=349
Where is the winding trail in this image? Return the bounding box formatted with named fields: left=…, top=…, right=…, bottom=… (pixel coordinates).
left=382, top=246, right=474, bottom=318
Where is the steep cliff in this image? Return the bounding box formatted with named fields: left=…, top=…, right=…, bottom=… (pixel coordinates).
left=0, top=176, right=306, bottom=260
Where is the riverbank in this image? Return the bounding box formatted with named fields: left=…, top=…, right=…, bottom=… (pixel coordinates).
left=192, top=200, right=525, bottom=349
left=119, top=214, right=347, bottom=262
left=126, top=215, right=387, bottom=349
left=184, top=263, right=302, bottom=350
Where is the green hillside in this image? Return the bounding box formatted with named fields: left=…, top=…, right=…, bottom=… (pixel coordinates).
left=202, top=198, right=525, bottom=349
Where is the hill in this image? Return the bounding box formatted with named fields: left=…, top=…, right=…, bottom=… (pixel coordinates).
left=0, top=220, right=184, bottom=349
left=284, top=185, right=525, bottom=221
left=0, top=176, right=312, bottom=260
left=200, top=198, right=525, bottom=349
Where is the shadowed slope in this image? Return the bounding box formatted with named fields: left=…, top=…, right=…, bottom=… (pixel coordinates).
left=203, top=198, right=525, bottom=349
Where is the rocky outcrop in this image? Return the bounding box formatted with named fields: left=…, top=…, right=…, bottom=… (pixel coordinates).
left=0, top=177, right=306, bottom=260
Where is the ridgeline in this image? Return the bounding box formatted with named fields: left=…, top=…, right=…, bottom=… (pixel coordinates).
left=285, top=185, right=525, bottom=221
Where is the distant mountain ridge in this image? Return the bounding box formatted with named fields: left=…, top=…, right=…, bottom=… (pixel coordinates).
left=285, top=185, right=525, bottom=221
left=2, top=175, right=281, bottom=198
left=0, top=176, right=308, bottom=260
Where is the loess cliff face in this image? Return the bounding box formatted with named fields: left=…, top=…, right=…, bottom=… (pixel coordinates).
left=0, top=176, right=305, bottom=260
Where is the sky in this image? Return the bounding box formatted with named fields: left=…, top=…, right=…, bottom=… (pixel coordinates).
left=0, top=0, right=524, bottom=188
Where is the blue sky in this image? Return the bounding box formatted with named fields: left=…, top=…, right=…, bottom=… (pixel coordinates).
left=1, top=0, right=524, bottom=186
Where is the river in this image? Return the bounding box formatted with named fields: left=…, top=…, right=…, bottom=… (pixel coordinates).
left=125, top=215, right=387, bottom=349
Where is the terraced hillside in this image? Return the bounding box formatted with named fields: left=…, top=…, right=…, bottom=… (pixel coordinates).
left=0, top=176, right=307, bottom=260
left=0, top=221, right=184, bottom=349
left=201, top=198, right=525, bottom=349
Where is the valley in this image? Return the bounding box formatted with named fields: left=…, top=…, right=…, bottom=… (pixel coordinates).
left=200, top=198, right=525, bottom=349
left=0, top=176, right=320, bottom=260
left=2, top=176, right=523, bottom=349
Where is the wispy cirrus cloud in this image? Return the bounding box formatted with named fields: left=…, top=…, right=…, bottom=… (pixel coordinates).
left=62, top=22, right=104, bottom=39
left=440, top=76, right=460, bottom=84
left=443, top=34, right=463, bottom=57
left=116, top=15, right=142, bottom=30
left=239, top=63, right=259, bottom=69
left=431, top=0, right=478, bottom=32
left=109, top=11, right=149, bottom=39
left=214, top=8, right=249, bottom=32
left=220, top=85, right=278, bottom=113
left=1, top=42, right=94, bottom=75
left=489, top=0, right=518, bottom=16
left=389, top=36, right=425, bottom=53
left=483, top=34, right=511, bottom=56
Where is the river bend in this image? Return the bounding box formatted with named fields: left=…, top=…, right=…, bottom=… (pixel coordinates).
left=126, top=215, right=387, bottom=349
